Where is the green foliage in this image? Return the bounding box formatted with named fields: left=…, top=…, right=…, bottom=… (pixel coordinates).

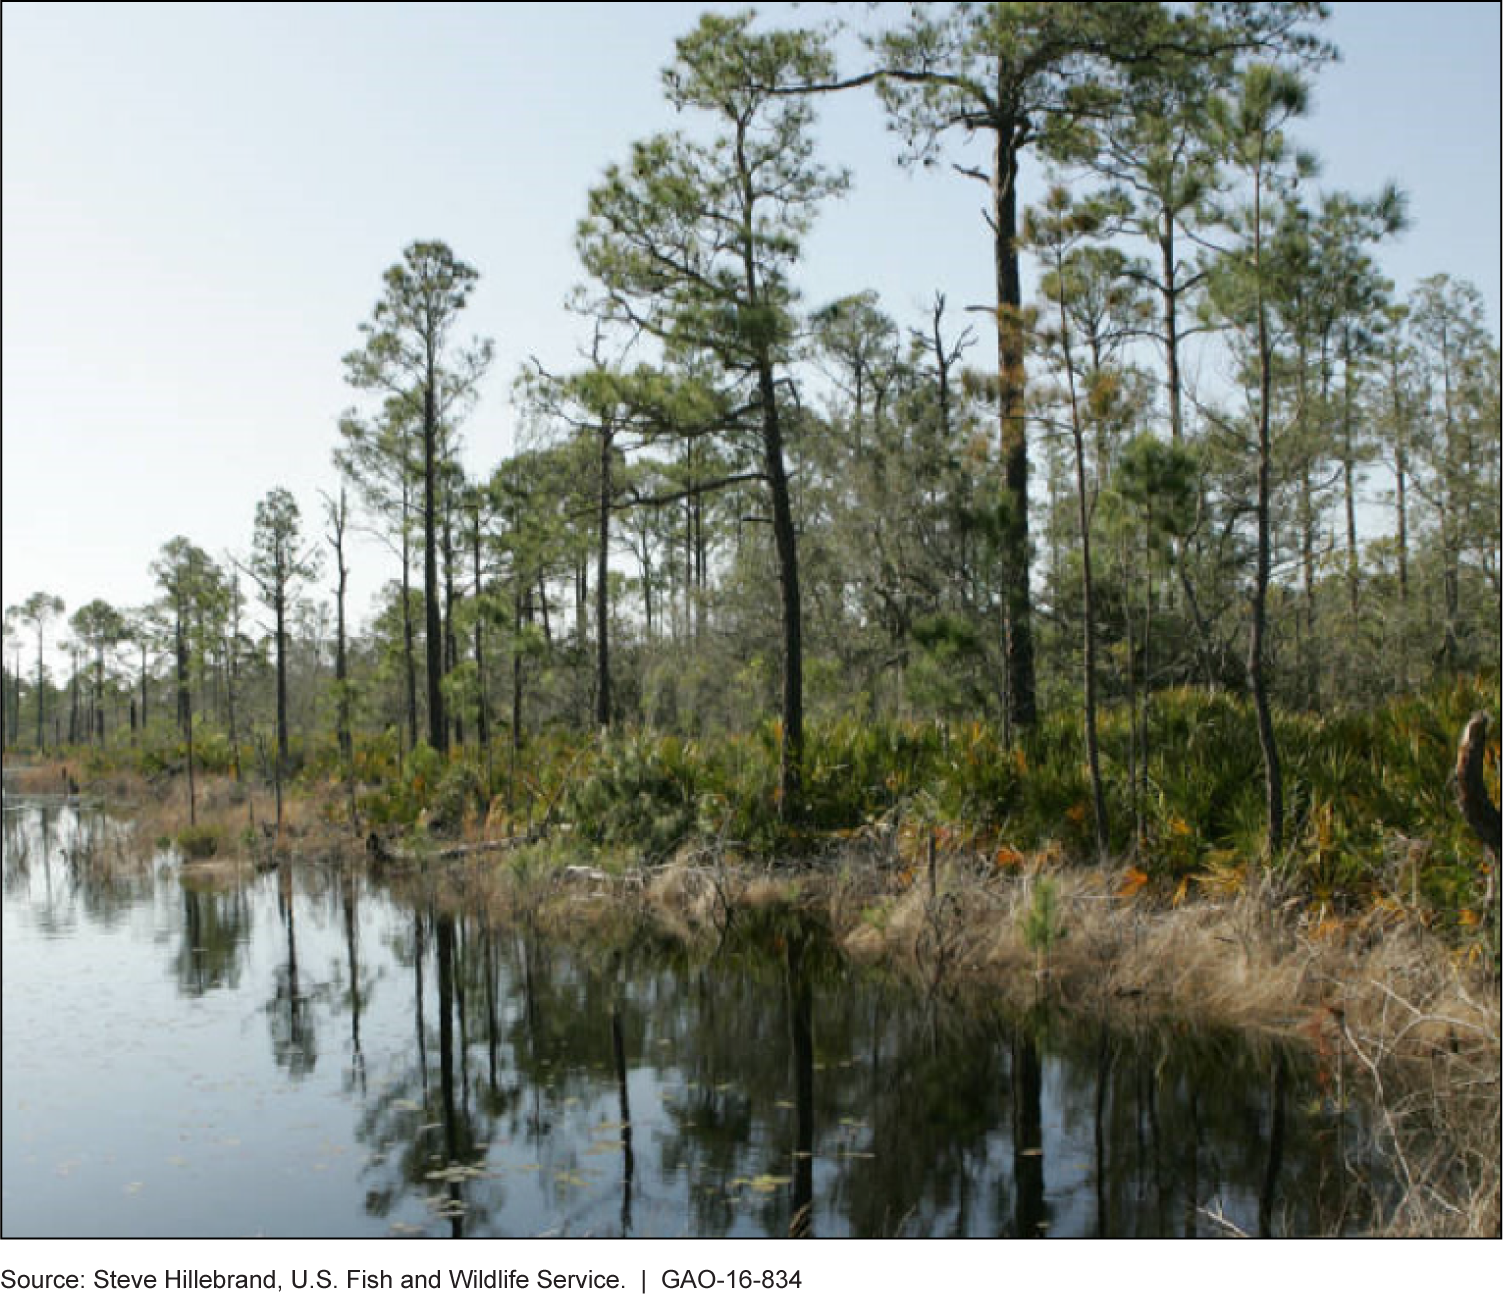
left=427, top=760, right=488, bottom=836
left=1020, top=877, right=1067, bottom=962
left=190, top=726, right=238, bottom=776
left=176, top=824, right=221, bottom=860
left=537, top=673, right=1498, bottom=932
left=931, top=723, right=1020, bottom=828
left=358, top=740, right=444, bottom=827
left=404, top=741, right=443, bottom=787
left=564, top=731, right=703, bottom=862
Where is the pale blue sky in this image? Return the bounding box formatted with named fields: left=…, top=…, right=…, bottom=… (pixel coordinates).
left=3, top=1, right=1499, bottom=645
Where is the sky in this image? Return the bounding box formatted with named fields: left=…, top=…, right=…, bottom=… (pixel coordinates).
left=3, top=1, right=1500, bottom=655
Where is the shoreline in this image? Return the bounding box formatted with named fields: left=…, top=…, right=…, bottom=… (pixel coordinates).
left=8, top=759, right=1499, bottom=1236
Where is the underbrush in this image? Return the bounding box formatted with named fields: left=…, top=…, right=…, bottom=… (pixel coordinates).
left=20, top=675, right=1500, bottom=938
left=547, top=674, right=1501, bottom=940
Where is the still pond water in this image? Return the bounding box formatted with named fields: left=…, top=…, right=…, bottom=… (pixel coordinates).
left=3, top=799, right=1389, bottom=1238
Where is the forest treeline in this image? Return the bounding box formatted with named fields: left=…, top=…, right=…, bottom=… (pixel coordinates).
left=5, top=5, right=1500, bottom=909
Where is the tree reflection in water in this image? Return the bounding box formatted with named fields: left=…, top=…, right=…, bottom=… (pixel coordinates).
left=267, top=862, right=316, bottom=1077
left=0, top=810, right=1399, bottom=1238
left=332, top=883, right=1390, bottom=1238
left=176, top=882, right=249, bottom=996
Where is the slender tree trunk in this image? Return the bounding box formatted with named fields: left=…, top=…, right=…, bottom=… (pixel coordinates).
left=761, top=357, right=804, bottom=818
left=400, top=565, right=418, bottom=755
left=470, top=505, right=491, bottom=785
left=596, top=424, right=613, bottom=730
left=1298, top=342, right=1321, bottom=710
left=443, top=499, right=460, bottom=751
left=1249, top=179, right=1284, bottom=859
left=275, top=591, right=289, bottom=772
left=637, top=524, right=655, bottom=644
left=509, top=585, right=525, bottom=816
left=683, top=441, right=696, bottom=647
left=1439, top=337, right=1462, bottom=671
left=94, top=650, right=105, bottom=745
left=1161, top=218, right=1184, bottom=446
left=174, top=609, right=190, bottom=742
left=1341, top=330, right=1361, bottom=623
left=575, top=557, right=588, bottom=662
left=992, top=106, right=1037, bottom=730
left=734, top=117, right=804, bottom=817
left=1394, top=438, right=1410, bottom=687
left=536, top=577, right=552, bottom=646
left=185, top=677, right=197, bottom=829
left=35, top=631, right=45, bottom=752
left=1121, top=533, right=1141, bottom=849
left=226, top=633, right=242, bottom=783
left=1299, top=456, right=1318, bottom=707
left=67, top=649, right=79, bottom=746
left=1141, top=507, right=1154, bottom=844
left=332, top=505, right=352, bottom=769
left=422, top=368, right=447, bottom=752
left=693, top=488, right=708, bottom=644
left=1055, top=275, right=1109, bottom=861
left=1389, top=358, right=1411, bottom=603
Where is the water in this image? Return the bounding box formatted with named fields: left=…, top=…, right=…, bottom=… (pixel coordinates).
left=2, top=800, right=1389, bottom=1238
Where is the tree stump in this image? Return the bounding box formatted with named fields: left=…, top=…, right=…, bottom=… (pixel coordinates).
left=1455, top=712, right=1501, bottom=865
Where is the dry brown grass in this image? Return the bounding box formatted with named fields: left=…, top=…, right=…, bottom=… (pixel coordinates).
left=628, top=845, right=1501, bottom=1236
left=110, top=771, right=358, bottom=868
left=3, top=760, right=76, bottom=795
left=179, top=856, right=257, bottom=888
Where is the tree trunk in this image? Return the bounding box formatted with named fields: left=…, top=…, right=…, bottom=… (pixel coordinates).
left=402, top=525, right=419, bottom=755
left=1250, top=281, right=1284, bottom=858
left=596, top=425, right=613, bottom=730
left=174, top=609, right=190, bottom=741
left=761, top=359, right=804, bottom=819
left=1298, top=341, right=1321, bottom=710
left=992, top=108, right=1037, bottom=730
left=275, top=591, right=289, bottom=772
left=94, top=649, right=106, bottom=744
left=1161, top=217, right=1184, bottom=445
left=443, top=498, right=460, bottom=751
left=226, top=633, right=242, bottom=783
left=509, top=585, right=525, bottom=815
left=422, top=370, right=447, bottom=752
left=36, top=632, right=45, bottom=751
left=1055, top=273, right=1109, bottom=862
left=471, top=504, right=491, bottom=780
left=1341, top=329, right=1361, bottom=623
left=1438, top=323, right=1462, bottom=670
left=334, top=533, right=351, bottom=769
left=67, top=649, right=79, bottom=746
left=1140, top=505, right=1154, bottom=844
